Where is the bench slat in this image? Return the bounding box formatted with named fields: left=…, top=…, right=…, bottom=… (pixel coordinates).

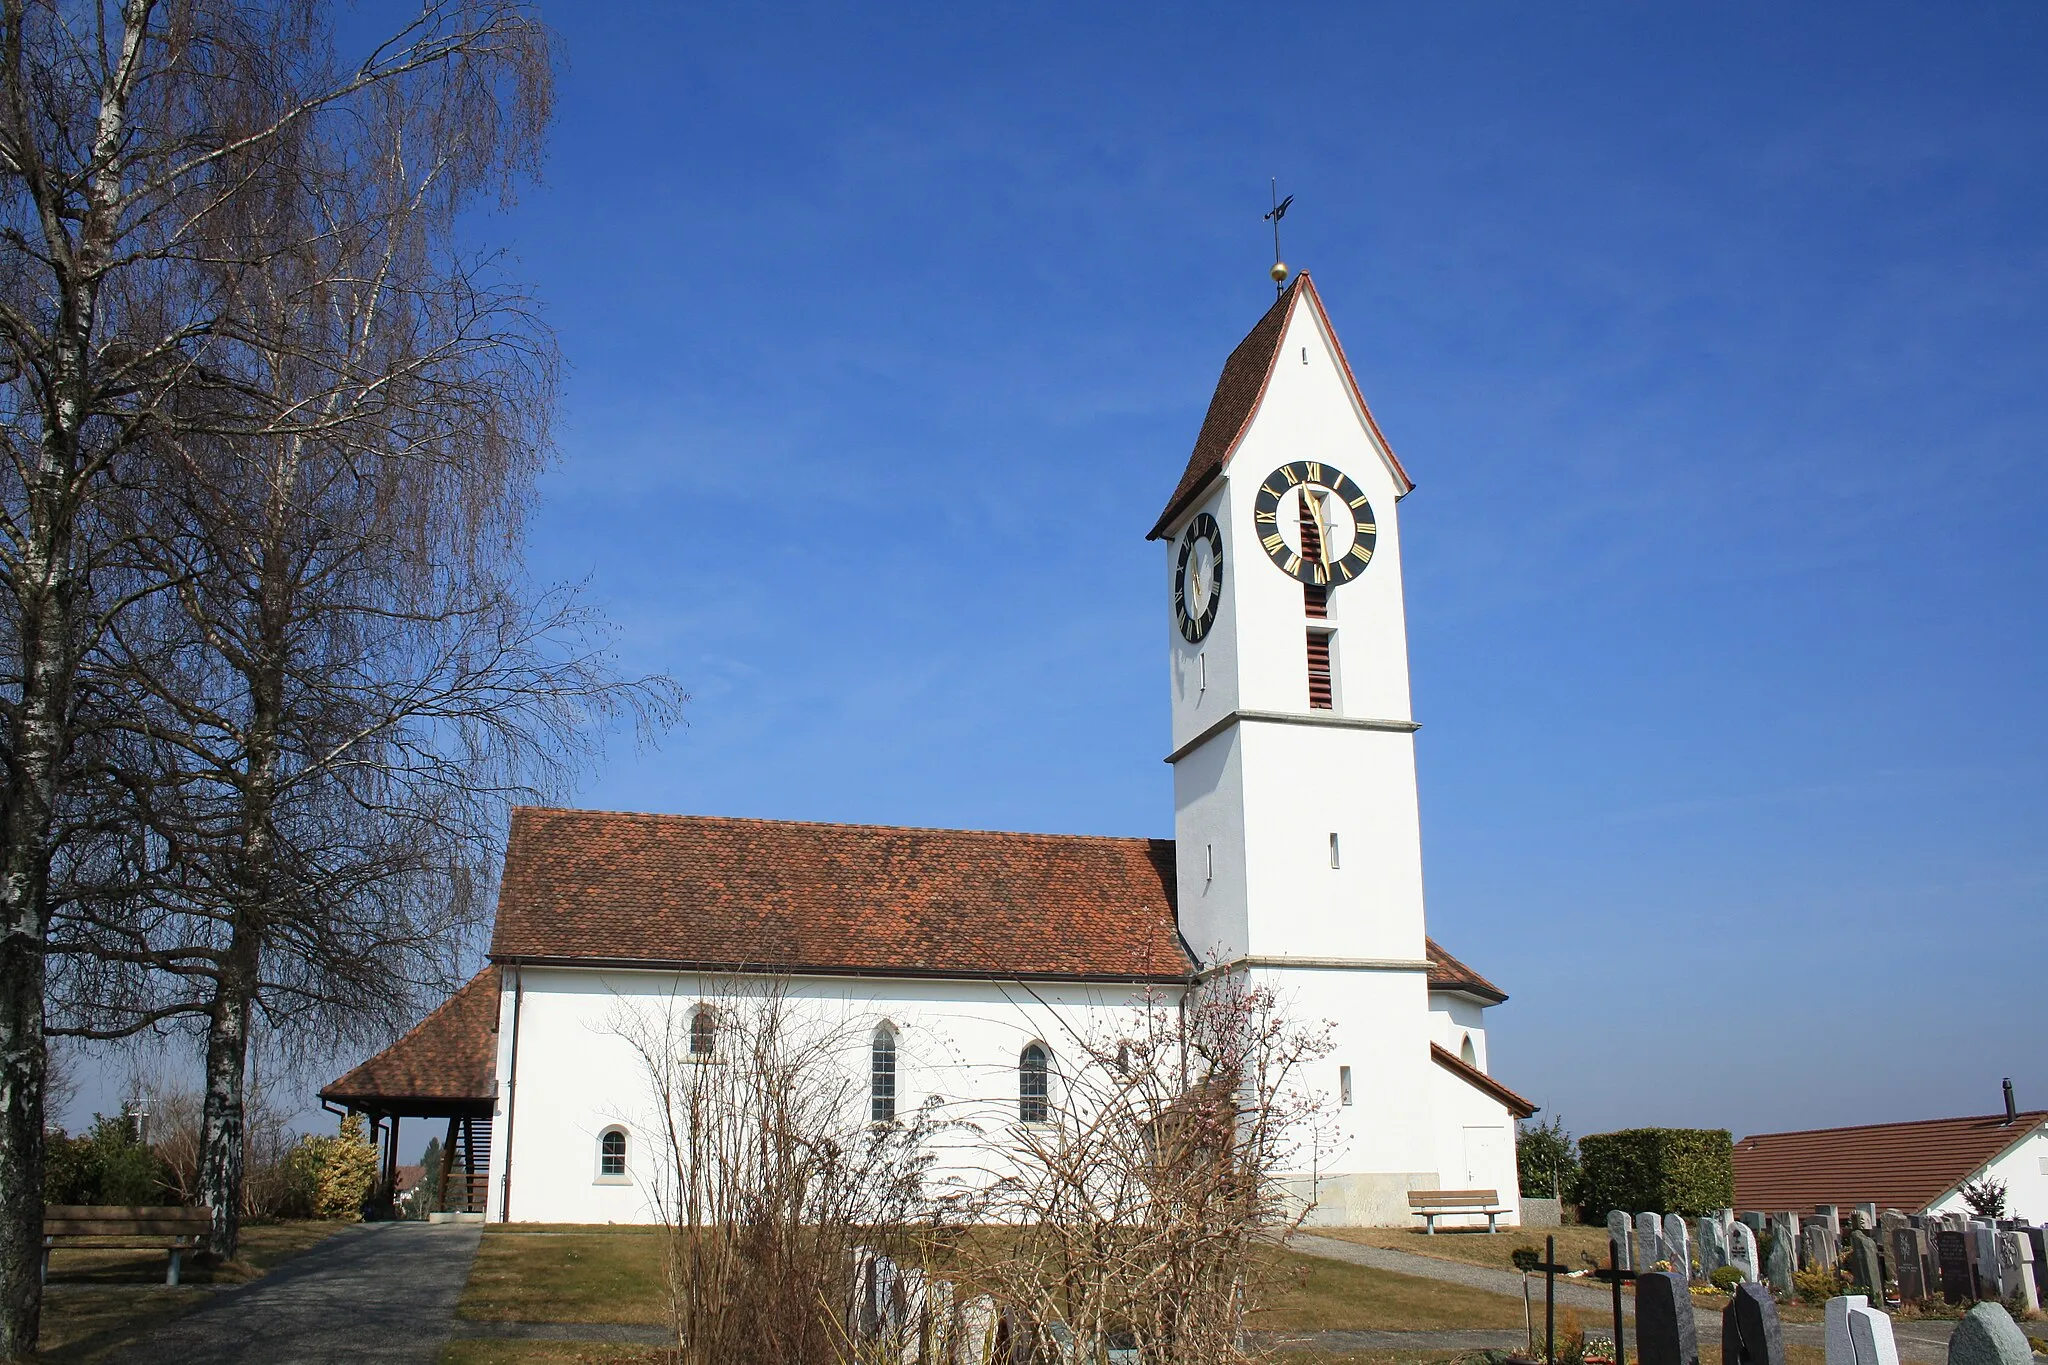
left=1409, top=1189, right=1500, bottom=1206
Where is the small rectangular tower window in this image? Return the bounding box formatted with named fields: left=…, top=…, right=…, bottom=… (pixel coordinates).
left=1306, top=629, right=1334, bottom=710
left=1204, top=844, right=1213, bottom=883
left=1339, top=1066, right=1353, bottom=1106
left=1329, top=833, right=1340, bottom=869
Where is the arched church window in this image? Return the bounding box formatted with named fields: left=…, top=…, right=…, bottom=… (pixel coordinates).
left=598, top=1127, right=627, bottom=1180
left=1460, top=1034, right=1477, bottom=1068
left=1019, top=1042, right=1049, bottom=1124
left=871, top=1024, right=897, bottom=1123
left=689, top=1006, right=716, bottom=1058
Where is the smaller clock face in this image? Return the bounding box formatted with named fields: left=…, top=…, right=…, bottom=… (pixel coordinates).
left=1252, top=461, right=1377, bottom=586
left=1173, top=513, right=1224, bottom=642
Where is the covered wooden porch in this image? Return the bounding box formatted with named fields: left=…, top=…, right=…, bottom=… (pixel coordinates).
left=320, top=966, right=501, bottom=1218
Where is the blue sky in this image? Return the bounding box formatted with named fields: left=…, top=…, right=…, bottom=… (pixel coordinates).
left=87, top=4, right=2048, bottom=1147
left=499, top=2, right=2047, bottom=1142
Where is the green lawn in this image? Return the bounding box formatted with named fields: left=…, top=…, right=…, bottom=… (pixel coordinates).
left=1310, top=1224, right=1621, bottom=1278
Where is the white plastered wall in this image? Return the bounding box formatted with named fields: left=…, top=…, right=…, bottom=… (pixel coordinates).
left=1429, top=993, right=1491, bottom=1072
left=1426, top=1055, right=1523, bottom=1229
left=1925, top=1124, right=2048, bottom=1223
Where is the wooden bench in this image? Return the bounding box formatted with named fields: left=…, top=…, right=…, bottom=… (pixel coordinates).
left=42, top=1205, right=211, bottom=1285
left=1409, top=1188, right=1509, bottom=1234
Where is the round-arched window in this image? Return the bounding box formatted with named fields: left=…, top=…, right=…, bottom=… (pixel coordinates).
left=1019, top=1042, right=1049, bottom=1124
left=598, top=1127, right=627, bottom=1178
left=689, top=1006, right=716, bottom=1058
left=871, top=1024, right=897, bottom=1123
left=1460, top=1034, right=1478, bottom=1067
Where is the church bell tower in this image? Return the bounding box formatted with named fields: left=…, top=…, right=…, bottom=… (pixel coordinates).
left=1152, top=271, right=1441, bottom=1217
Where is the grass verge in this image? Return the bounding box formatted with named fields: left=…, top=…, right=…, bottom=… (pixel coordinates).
left=1309, top=1226, right=1619, bottom=1277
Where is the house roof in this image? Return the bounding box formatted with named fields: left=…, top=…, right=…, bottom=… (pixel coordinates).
left=1425, top=939, right=1508, bottom=1004
left=1732, top=1112, right=2048, bottom=1213
left=1148, top=272, right=1413, bottom=541
left=320, top=966, right=500, bottom=1114
left=489, top=807, right=1191, bottom=982
left=1431, top=1042, right=1538, bottom=1119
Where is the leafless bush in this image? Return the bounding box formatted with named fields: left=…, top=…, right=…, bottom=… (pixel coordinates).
left=611, top=981, right=946, bottom=1365
left=955, top=973, right=1335, bottom=1365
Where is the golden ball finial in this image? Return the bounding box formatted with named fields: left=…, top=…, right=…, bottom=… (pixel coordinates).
left=1270, top=261, right=1290, bottom=283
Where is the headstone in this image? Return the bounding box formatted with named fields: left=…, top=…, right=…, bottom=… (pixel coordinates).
left=1892, top=1226, right=1929, bottom=1303
left=1740, top=1210, right=1767, bottom=1234
left=899, top=1268, right=928, bottom=1362
left=1847, top=1300, right=1901, bottom=1365
left=957, top=1295, right=998, bottom=1365
left=1666, top=1213, right=1694, bottom=1281
left=924, top=1279, right=955, bottom=1365
left=1923, top=1231, right=1943, bottom=1306
left=1995, top=1232, right=2039, bottom=1312
left=1700, top=1217, right=1728, bottom=1277
left=1853, top=1202, right=1878, bottom=1232
left=1803, top=1220, right=1833, bottom=1275
left=1723, top=1283, right=1784, bottom=1365
left=2023, top=1226, right=2048, bottom=1309
left=1818, top=1205, right=1842, bottom=1237
left=1636, top=1270, right=1700, bottom=1365
left=1970, top=1224, right=2000, bottom=1302
left=1880, top=1210, right=1908, bottom=1253
left=1946, top=1301, right=2033, bottom=1365
left=1851, top=1233, right=1884, bottom=1301
left=1729, top=1220, right=1762, bottom=1283
left=1938, top=1229, right=1974, bottom=1304
left=1610, top=1210, right=1636, bottom=1271
left=1767, top=1220, right=1797, bottom=1297
left=1639, top=1211, right=1665, bottom=1272
left=1824, top=1294, right=1867, bottom=1365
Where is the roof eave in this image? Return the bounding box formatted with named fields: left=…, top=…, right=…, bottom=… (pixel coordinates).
left=491, top=952, right=1195, bottom=986
left=1430, top=1042, right=1538, bottom=1119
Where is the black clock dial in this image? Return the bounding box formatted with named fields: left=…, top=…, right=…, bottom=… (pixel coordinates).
left=1173, top=513, right=1224, bottom=643
left=1250, top=461, right=1377, bottom=586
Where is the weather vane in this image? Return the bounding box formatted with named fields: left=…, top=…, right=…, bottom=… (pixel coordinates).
left=1265, top=178, right=1294, bottom=290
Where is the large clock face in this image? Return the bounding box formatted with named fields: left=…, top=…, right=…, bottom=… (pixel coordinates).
left=1252, top=461, right=1377, bottom=586
left=1173, top=513, right=1224, bottom=642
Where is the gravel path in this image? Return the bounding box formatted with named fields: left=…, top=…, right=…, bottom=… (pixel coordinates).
left=102, top=1222, right=483, bottom=1365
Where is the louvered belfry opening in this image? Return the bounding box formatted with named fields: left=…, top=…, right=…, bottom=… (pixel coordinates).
left=1301, top=491, right=1335, bottom=709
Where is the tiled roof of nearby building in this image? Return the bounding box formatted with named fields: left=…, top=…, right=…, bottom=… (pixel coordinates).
left=489, top=808, right=1191, bottom=982
left=1732, top=1113, right=2048, bottom=1213
left=1431, top=1042, right=1538, bottom=1119
left=320, top=967, right=500, bottom=1110
left=1425, top=939, right=1507, bottom=1003
left=1147, top=272, right=1413, bottom=541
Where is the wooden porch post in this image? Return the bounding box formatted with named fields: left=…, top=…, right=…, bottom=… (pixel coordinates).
left=439, top=1116, right=460, bottom=1213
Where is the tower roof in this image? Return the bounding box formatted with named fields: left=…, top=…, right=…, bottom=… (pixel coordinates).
left=1149, top=272, right=1412, bottom=541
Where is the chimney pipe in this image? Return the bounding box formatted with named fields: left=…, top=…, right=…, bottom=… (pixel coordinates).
left=2004, top=1078, right=2017, bottom=1125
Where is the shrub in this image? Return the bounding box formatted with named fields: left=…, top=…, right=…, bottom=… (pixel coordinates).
left=1573, top=1128, right=1733, bottom=1216
left=1794, top=1265, right=1847, bottom=1304
left=43, top=1114, right=174, bottom=1206
left=1961, top=1177, right=2007, bottom=1219
left=1512, top=1246, right=1543, bottom=1272
left=1518, top=1115, right=1578, bottom=1200
left=282, top=1113, right=378, bottom=1220
left=1711, top=1265, right=1744, bottom=1292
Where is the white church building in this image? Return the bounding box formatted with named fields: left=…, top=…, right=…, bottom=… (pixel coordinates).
left=322, top=272, right=1535, bottom=1227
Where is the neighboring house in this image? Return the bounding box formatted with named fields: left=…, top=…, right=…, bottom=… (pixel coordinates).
left=322, top=273, right=1536, bottom=1227
left=1733, top=1107, right=2048, bottom=1221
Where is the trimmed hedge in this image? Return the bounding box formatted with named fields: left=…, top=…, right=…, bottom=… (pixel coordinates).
left=1574, top=1127, right=1733, bottom=1217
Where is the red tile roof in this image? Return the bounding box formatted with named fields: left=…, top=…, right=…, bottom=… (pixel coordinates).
left=1732, top=1113, right=2048, bottom=1213
left=1431, top=1042, right=1538, bottom=1119
left=1148, top=272, right=1413, bottom=541
left=488, top=808, right=1190, bottom=982
left=320, top=967, right=500, bottom=1111
left=1425, top=939, right=1507, bottom=1003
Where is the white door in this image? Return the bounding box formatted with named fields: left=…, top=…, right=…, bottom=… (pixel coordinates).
left=1464, top=1125, right=1510, bottom=1189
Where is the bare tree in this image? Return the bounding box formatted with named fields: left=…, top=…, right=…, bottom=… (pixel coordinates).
left=956, top=974, right=1334, bottom=1364
left=0, top=2, right=595, bottom=1345
left=610, top=981, right=946, bottom=1365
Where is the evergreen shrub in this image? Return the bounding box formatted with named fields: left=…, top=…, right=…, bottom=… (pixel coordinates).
left=1573, top=1127, right=1733, bottom=1216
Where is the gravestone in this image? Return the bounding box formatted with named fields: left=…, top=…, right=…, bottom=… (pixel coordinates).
left=957, top=1295, right=998, bottom=1365
left=1922, top=1231, right=1943, bottom=1307
left=1637, top=1270, right=1699, bottom=1365
left=1700, top=1217, right=1728, bottom=1277
left=1847, top=1299, right=1901, bottom=1365
left=1766, top=1219, right=1797, bottom=1297
left=1729, top=1220, right=1762, bottom=1284
left=1818, top=1205, right=1842, bottom=1237
left=1666, top=1213, right=1694, bottom=1281
left=1970, top=1225, right=2000, bottom=1302
left=1824, top=1294, right=1867, bottom=1365
left=1938, top=1229, right=1974, bottom=1304
left=1611, top=1210, right=1636, bottom=1271
left=1853, top=1203, right=1878, bottom=1232
left=2023, top=1226, right=2048, bottom=1308
left=1892, top=1226, right=1929, bottom=1303
left=898, top=1268, right=927, bottom=1362
left=924, top=1279, right=955, bottom=1365
left=1995, top=1232, right=2039, bottom=1313
left=1723, top=1283, right=1784, bottom=1365
left=1639, top=1211, right=1665, bottom=1272
left=1802, top=1220, right=1834, bottom=1276
left=1741, top=1211, right=1768, bottom=1239
left=1946, top=1301, right=2033, bottom=1365
left=1850, top=1233, right=1884, bottom=1301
